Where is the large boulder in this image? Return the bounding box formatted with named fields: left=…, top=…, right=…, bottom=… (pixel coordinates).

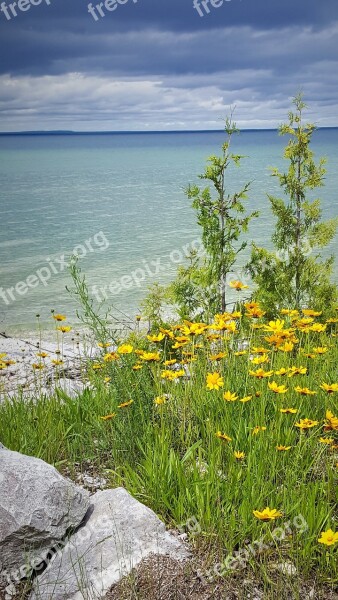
left=30, top=488, right=189, bottom=600
left=0, top=448, right=90, bottom=582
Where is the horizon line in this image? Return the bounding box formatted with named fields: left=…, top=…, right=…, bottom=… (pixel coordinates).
left=1, top=126, right=338, bottom=136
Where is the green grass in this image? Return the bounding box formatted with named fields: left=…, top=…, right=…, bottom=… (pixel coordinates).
left=1, top=307, right=338, bottom=588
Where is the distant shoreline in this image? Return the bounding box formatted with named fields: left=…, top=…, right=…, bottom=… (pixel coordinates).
left=1, top=126, right=337, bottom=136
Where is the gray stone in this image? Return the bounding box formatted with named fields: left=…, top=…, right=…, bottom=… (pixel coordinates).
left=0, top=448, right=90, bottom=579
left=30, top=488, right=189, bottom=600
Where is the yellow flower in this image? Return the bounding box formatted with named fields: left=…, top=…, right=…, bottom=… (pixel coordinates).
left=103, top=352, right=119, bottom=362
left=324, top=410, right=338, bottom=431
left=132, top=364, right=143, bottom=371
left=32, top=363, right=44, bottom=370
left=253, top=507, right=283, bottom=521
left=139, top=351, right=161, bottom=362
left=147, top=333, right=165, bottom=343
left=251, top=347, right=270, bottom=355
left=118, top=400, right=134, bottom=408
left=53, top=314, right=66, bottom=322
left=278, top=341, right=294, bottom=352
left=288, top=366, right=307, bottom=377
left=246, top=307, right=266, bottom=318
left=319, top=437, right=334, bottom=445
left=281, top=309, right=299, bottom=318
left=216, top=431, right=232, bottom=442
left=280, top=408, right=298, bottom=414
left=36, top=352, right=49, bottom=358
left=310, top=323, right=327, bottom=333
left=302, top=309, right=322, bottom=317
left=229, top=280, right=249, bottom=290
left=117, top=344, right=134, bottom=355
left=104, top=377, right=111, bottom=383
left=57, top=325, right=72, bottom=333
left=164, top=359, right=176, bottom=366
left=252, top=425, right=267, bottom=435
left=52, top=359, right=64, bottom=366
left=326, top=318, right=338, bottom=323
left=275, top=368, right=289, bottom=376
left=181, top=322, right=208, bottom=336
left=100, top=413, right=116, bottom=421
left=223, top=390, right=239, bottom=402
left=161, top=369, right=185, bottom=380
left=318, top=529, right=338, bottom=546
left=239, top=395, right=253, bottom=403
left=268, top=381, right=288, bottom=394
left=313, top=346, right=328, bottom=355
left=92, top=363, right=103, bottom=370
left=98, top=342, right=112, bottom=348
left=276, top=445, right=292, bottom=451
left=209, top=352, right=227, bottom=361
left=264, top=319, right=286, bottom=333
left=294, top=386, right=316, bottom=396
left=320, top=383, right=338, bottom=394
left=295, top=418, right=319, bottom=430
left=206, top=372, right=224, bottom=390
left=249, top=368, right=274, bottom=379
left=234, top=350, right=247, bottom=356
left=234, top=451, right=245, bottom=460
left=250, top=355, right=269, bottom=365
left=154, top=395, right=167, bottom=405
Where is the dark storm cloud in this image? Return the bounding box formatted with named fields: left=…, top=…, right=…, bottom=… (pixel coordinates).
left=0, top=0, right=337, bottom=130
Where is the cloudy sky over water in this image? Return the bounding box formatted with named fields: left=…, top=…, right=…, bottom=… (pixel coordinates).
left=0, top=0, right=337, bottom=131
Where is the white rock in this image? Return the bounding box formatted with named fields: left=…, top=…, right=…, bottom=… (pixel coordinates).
left=0, top=448, right=90, bottom=580
left=30, top=488, right=189, bottom=600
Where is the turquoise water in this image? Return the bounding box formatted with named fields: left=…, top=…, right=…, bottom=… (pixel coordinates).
left=0, top=130, right=337, bottom=335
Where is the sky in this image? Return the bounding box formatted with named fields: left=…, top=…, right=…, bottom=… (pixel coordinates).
left=0, top=0, right=337, bottom=131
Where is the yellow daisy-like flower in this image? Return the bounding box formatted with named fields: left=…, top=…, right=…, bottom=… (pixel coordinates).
left=206, top=372, right=224, bottom=390
left=324, top=410, right=338, bottom=431
left=92, top=363, right=103, bottom=370
left=294, top=386, right=316, bottom=396
left=318, top=529, right=338, bottom=546
left=104, top=376, right=111, bottom=383
left=239, top=395, right=253, bottom=403
left=276, top=445, right=292, bottom=451
left=103, top=352, right=119, bottom=362
left=252, top=425, right=267, bottom=435
left=57, top=325, right=72, bottom=333
left=223, top=390, right=239, bottom=402
left=118, top=400, right=134, bottom=408
left=52, top=359, right=64, bottom=366
left=310, top=323, right=327, bottom=333
left=288, top=366, right=307, bottom=377
left=280, top=408, right=298, bottom=414
left=234, top=350, right=247, bottom=356
left=132, top=364, right=143, bottom=371
left=253, top=507, right=283, bottom=521
left=32, top=363, right=44, bottom=370
left=98, top=342, right=112, bottom=348
left=278, top=341, right=294, bottom=353
left=36, top=352, right=49, bottom=358
left=100, top=413, right=116, bottom=421
left=229, top=280, right=249, bottom=290
left=251, top=346, right=270, bottom=355
left=216, top=431, right=232, bottom=442
left=319, top=437, right=334, bottom=445
left=268, top=381, right=288, bottom=394
left=234, top=451, right=245, bottom=460
left=117, top=344, right=134, bottom=355
left=139, top=351, right=161, bottom=362
left=313, top=346, right=328, bottom=355
left=209, top=352, right=227, bottom=361
left=295, top=418, right=319, bottom=430
left=161, top=369, right=185, bottom=381
left=302, top=309, right=322, bottom=317
left=250, top=355, right=269, bottom=365
left=164, top=359, right=176, bottom=366
left=154, top=395, right=167, bottom=405
left=147, top=333, right=165, bottom=343
left=264, top=319, right=286, bottom=333
left=275, top=368, right=289, bottom=376
left=53, top=314, right=66, bottom=322
left=249, top=368, right=274, bottom=379
left=320, top=383, right=338, bottom=394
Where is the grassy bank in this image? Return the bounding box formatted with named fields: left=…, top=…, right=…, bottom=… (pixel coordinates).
left=1, top=302, right=338, bottom=594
